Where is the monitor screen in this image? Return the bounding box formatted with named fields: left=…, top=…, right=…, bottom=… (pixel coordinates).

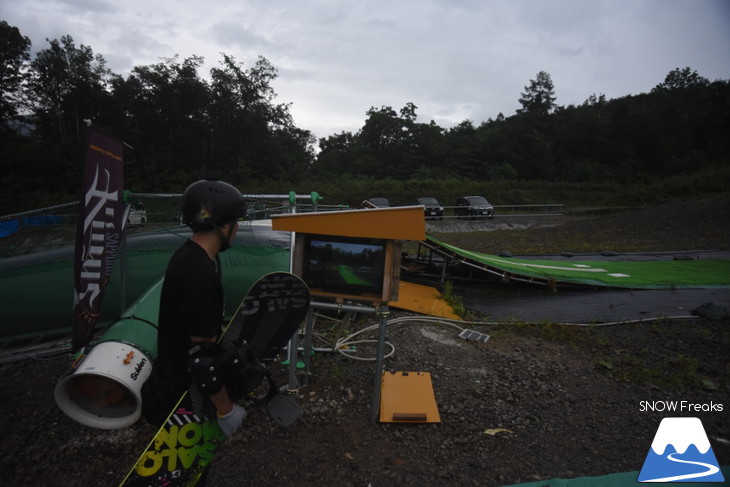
left=301, top=235, right=387, bottom=298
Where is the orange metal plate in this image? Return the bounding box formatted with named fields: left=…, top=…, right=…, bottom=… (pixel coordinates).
left=379, top=371, right=441, bottom=423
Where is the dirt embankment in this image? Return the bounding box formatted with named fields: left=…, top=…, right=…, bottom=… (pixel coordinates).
left=429, top=193, right=730, bottom=255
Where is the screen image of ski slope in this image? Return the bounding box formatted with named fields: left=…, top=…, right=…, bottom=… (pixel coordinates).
left=307, top=239, right=385, bottom=295
left=335, top=263, right=374, bottom=286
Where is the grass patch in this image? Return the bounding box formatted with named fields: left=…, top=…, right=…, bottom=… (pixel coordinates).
left=493, top=319, right=589, bottom=348
left=440, top=280, right=473, bottom=320
left=597, top=351, right=708, bottom=390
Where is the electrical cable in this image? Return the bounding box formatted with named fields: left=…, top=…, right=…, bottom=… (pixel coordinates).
left=332, top=313, right=700, bottom=362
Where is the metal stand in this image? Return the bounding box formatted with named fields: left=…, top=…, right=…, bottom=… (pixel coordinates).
left=302, top=307, right=315, bottom=383
left=286, top=333, right=299, bottom=391
left=284, top=306, right=315, bottom=389
left=370, top=305, right=389, bottom=423
left=286, top=300, right=389, bottom=423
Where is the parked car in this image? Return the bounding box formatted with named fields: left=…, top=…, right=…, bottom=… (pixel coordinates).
left=245, top=201, right=269, bottom=220
left=417, top=197, right=444, bottom=219
left=365, top=197, right=390, bottom=208
left=455, top=196, right=494, bottom=219
left=126, top=202, right=147, bottom=227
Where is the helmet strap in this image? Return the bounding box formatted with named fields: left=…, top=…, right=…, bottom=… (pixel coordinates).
left=215, top=223, right=234, bottom=252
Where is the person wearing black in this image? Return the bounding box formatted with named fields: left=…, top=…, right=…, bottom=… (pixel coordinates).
left=141, top=179, right=248, bottom=441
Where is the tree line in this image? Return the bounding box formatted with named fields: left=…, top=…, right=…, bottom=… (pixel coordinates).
left=313, top=69, right=729, bottom=184
left=1, top=20, right=729, bottom=211
left=0, top=20, right=315, bottom=203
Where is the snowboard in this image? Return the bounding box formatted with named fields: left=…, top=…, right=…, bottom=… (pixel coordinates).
left=119, top=272, right=310, bottom=487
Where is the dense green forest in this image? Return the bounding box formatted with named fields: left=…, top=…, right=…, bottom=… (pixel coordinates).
left=1, top=20, right=729, bottom=212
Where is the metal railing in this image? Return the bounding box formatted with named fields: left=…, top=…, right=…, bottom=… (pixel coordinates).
left=0, top=191, right=340, bottom=257
left=491, top=204, right=563, bottom=216
left=423, top=203, right=563, bottom=220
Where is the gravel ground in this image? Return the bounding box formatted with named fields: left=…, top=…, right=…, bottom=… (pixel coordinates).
left=0, top=194, right=728, bottom=487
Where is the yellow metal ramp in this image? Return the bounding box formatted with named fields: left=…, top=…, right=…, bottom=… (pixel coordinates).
left=391, top=280, right=461, bottom=320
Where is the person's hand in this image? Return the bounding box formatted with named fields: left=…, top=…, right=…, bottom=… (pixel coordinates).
left=217, top=404, right=247, bottom=439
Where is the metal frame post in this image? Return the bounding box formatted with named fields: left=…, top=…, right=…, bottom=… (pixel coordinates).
left=370, top=305, right=390, bottom=423
left=301, top=307, right=315, bottom=384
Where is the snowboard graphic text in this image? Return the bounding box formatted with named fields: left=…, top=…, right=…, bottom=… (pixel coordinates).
left=135, top=415, right=224, bottom=477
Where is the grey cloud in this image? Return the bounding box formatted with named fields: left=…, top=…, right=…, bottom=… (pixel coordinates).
left=2, top=0, right=728, bottom=139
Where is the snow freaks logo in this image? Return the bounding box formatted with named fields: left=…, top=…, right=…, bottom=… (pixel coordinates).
left=637, top=417, right=725, bottom=483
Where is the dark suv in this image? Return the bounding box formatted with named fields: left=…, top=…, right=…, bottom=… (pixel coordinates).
left=417, top=197, right=444, bottom=219
left=455, top=196, right=494, bottom=219
left=365, top=197, right=390, bottom=208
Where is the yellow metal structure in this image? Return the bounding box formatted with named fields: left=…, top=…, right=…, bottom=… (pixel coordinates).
left=391, top=281, right=461, bottom=320
left=379, top=371, right=441, bottom=423
left=271, top=206, right=426, bottom=241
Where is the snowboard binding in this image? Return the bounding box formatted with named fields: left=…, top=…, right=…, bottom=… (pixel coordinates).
left=220, top=341, right=301, bottom=427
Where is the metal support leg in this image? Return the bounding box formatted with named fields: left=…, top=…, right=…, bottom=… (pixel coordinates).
left=287, top=333, right=298, bottom=390
left=302, top=307, right=314, bottom=385
left=371, top=305, right=390, bottom=423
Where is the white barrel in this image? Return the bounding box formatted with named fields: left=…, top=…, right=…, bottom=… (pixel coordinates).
left=54, top=341, right=153, bottom=429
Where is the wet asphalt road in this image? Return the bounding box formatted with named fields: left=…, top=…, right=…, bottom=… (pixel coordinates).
left=459, top=284, right=730, bottom=324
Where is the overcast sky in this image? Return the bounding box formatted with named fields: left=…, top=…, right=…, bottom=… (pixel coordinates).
left=2, top=0, right=729, bottom=141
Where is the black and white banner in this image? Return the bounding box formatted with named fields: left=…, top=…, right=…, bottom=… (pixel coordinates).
left=72, top=128, right=125, bottom=352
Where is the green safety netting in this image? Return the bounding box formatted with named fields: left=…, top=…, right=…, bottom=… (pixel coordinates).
left=0, top=224, right=290, bottom=342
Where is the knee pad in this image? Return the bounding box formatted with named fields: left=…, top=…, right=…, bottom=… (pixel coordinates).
left=188, top=341, right=224, bottom=394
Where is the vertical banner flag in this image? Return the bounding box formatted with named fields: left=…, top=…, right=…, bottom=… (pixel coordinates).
left=72, top=128, right=125, bottom=352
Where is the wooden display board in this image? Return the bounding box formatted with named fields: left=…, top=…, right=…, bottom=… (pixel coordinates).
left=272, top=206, right=426, bottom=305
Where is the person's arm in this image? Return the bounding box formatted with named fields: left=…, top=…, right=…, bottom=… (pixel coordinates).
left=190, top=335, right=247, bottom=438
left=190, top=335, right=234, bottom=415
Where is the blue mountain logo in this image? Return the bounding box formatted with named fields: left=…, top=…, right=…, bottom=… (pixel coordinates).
left=638, top=417, right=725, bottom=483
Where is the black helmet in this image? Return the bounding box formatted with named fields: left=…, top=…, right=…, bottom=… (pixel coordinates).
left=181, top=179, right=246, bottom=231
